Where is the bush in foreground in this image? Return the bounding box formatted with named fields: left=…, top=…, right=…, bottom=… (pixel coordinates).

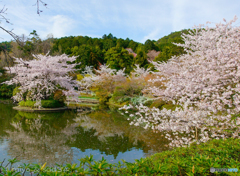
left=0, top=138, right=239, bottom=175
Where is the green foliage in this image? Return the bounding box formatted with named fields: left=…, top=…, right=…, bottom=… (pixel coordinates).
left=0, top=41, right=12, bottom=52
left=134, top=50, right=149, bottom=69
left=130, top=96, right=151, bottom=106
left=105, top=46, right=134, bottom=74
left=155, top=44, right=186, bottom=62
left=12, top=86, right=20, bottom=96
left=128, top=40, right=138, bottom=52
left=117, top=97, right=131, bottom=104
left=157, top=29, right=189, bottom=49
left=1, top=30, right=190, bottom=75
left=41, top=100, right=65, bottom=108
left=0, top=70, right=15, bottom=98
left=90, top=72, right=123, bottom=105
left=53, top=90, right=66, bottom=103
left=161, top=104, right=180, bottom=111
left=19, top=100, right=36, bottom=107
left=0, top=138, right=239, bottom=175
left=144, top=39, right=159, bottom=52
left=17, top=30, right=47, bottom=59
left=0, top=84, right=14, bottom=98
left=79, top=92, right=96, bottom=98
left=155, top=29, right=190, bottom=62
left=50, top=34, right=140, bottom=71
left=13, top=86, right=32, bottom=101
left=148, top=99, right=182, bottom=110
left=19, top=100, right=65, bottom=108
left=150, top=99, right=168, bottom=109
left=110, top=84, right=143, bottom=105
left=96, top=91, right=112, bottom=104
left=142, top=100, right=153, bottom=107
left=71, top=44, right=104, bottom=70
left=112, top=86, right=127, bottom=97
left=77, top=74, right=84, bottom=81
left=109, top=85, right=131, bottom=104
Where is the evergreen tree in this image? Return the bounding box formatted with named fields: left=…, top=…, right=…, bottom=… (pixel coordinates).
left=105, top=47, right=133, bottom=74
left=134, top=50, right=149, bottom=69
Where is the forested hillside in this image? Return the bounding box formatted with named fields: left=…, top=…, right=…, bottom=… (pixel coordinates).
left=154, top=29, right=189, bottom=62
left=0, top=30, right=189, bottom=73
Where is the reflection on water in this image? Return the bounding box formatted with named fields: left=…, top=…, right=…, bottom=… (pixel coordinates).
left=0, top=102, right=169, bottom=166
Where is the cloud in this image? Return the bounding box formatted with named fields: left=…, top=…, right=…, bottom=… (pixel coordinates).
left=169, top=0, right=240, bottom=32
left=0, top=0, right=240, bottom=43
left=45, top=15, right=75, bottom=38
left=141, top=28, right=161, bottom=43
left=170, top=0, right=188, bottom=32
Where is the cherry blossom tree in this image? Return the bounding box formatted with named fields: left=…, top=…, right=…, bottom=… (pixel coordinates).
left=78, top=64, right=151, bottom=94
left=3, top=54, right=79, bottom=107
left=130, top=64, right=151, bottom=79
left=121, top=16, right=240, bottom=148
left=78, top=65, right=127, bottom=93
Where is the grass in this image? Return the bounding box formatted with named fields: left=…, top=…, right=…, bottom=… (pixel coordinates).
left=79, top=96, right=98, bottom=99
left=67, top=102, right=99, bottom=107
left=79, top=95, right=97, bottom=99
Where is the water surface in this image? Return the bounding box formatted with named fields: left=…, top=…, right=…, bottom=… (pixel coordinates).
left=0, top=101, right=169, bottom=167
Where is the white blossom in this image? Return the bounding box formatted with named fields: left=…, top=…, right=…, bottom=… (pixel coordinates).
left=4, top=54, right=79, bottom=107
left=120, top=17, right=240, bottom=148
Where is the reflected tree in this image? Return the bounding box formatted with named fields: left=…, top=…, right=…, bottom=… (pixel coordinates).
left=0, top=103, right=170, bottom=165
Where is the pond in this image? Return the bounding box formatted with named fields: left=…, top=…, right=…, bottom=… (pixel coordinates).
left=0, top=100, right=170, bottom=168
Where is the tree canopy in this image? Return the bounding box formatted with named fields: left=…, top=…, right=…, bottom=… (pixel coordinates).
left=154, top=29, right=190, bottom=62
left=0, top=30, right=191, bottom=74
left=3, top=54, right=78, bottom=107
left=105, top=46, right=134, bottom=74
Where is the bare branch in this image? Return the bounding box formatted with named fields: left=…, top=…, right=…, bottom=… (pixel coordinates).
left=0, top=1, right=48, bottom=69
left=0, top=26, right=23, bottom=46
left=0, top=5, right=11, bottom=24
left=33, top=0, right=48, bottom=15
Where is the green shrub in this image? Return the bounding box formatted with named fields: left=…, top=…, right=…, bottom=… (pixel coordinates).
left=12, top=86, right=21, bottom=96
left=13, top=86, right=29, bottom=101
left=111, top=85, right=144, bottom=105
left=53, top=90, right=66, bottom=103
left=18, top=101, right=25, bottom=106
left=41, top=100, right=65, bottom=108
left=150, top=99, right=168, bottom=109
left=0, top=71, right=15, bottom=98
left=0, top=138, right=239, bottom=175
left=130, top=96, right=150, bottom=105
left=162, top=104, right=181, bottom=111
left=149, top=99, right=182, bottom=111
left=124, top=85, right=142, bottom=96
left=0, top=84, right=14, bottom=98
left=19, top=100, right=65, bottom=108
left=96, top=91, right=112, bottom=104
left=143, top=99, right=153, bottom=107
left=117, top=96, right=131, bottom=104
left=19, top=100, right=36, bottom=107
left=118, top=138, right=240, bottom=175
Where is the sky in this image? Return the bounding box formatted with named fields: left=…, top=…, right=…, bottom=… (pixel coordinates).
left=0, top=0, right=240, bottom=43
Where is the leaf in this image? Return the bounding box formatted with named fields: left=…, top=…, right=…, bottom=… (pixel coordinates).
left=40, top=162, right=47, bottom=171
